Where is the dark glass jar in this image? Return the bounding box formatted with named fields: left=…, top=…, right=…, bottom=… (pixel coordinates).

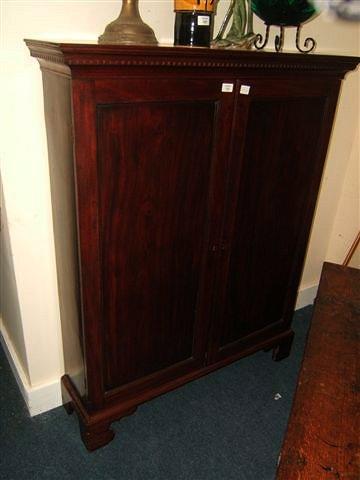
left=174, top=1, right=215, bottom=47
left=174, top=11, right=213, bottom=47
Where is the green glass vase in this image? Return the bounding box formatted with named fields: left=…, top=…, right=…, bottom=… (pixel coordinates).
left=252, top=0, right=317, bottom=52
left=251, top=0, right=316, bottom=26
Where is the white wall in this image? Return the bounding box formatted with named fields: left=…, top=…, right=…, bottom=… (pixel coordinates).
left=326, top=126, right=360, bottom=268
left=0, top=1, right=359, bottom=415
left=300, top=57, right=360, bottom=283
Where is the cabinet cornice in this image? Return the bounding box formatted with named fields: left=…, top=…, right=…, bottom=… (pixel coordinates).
left=25, top=40, right=359, bottom=79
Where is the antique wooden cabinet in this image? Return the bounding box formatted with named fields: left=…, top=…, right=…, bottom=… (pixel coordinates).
left=26, top=40, right=358, bottom=450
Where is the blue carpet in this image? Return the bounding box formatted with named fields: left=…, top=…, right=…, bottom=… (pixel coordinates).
left=0, top=307, right=312, bottom=480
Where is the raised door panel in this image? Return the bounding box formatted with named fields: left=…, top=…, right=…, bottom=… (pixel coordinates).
left=92, top=78, right=235, bottom=396
left=98, top=101, right=211, bottom=391
left=208, top=80, right=339, bottom=361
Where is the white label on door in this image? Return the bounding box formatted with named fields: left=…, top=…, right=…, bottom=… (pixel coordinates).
left=221, top=83, right=234, bottom=93
left=197, top=15, right=210, bottom=26
left=240, top=85, right=251, bottom=95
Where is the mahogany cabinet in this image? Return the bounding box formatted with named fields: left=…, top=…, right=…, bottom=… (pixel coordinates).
left=26, top=40, right=358, bottom=450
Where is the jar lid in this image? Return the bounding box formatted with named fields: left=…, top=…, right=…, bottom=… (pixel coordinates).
left=174, top=0, right=215, bottom=12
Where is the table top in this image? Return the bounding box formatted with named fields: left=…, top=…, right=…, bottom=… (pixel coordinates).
left=277, top=262, right=360, bottom=479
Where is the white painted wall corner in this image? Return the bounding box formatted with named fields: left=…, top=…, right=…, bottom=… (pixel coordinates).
left=295, top=283, right=318, bottom=310
left=0, top=318, right=62, bottom=417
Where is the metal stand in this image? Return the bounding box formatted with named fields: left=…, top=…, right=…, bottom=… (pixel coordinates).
left=255, top=24, right=316, bottom=53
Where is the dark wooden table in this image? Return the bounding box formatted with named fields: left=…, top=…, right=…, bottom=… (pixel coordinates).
left=277, top=262, right=360, bottom=479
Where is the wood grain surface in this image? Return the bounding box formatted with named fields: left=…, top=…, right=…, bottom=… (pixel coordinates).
left=277, top=262, right=360, bottom=479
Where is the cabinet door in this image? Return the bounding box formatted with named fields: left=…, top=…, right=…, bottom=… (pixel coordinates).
left=207, top=78, right=340, bottom=362
left=72, top=77, right=235, bottom=402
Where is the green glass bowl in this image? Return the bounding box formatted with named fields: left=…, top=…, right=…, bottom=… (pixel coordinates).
left=251, top=0, right=316, bottom=26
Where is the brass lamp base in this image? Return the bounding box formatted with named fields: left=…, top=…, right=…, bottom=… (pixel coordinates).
left=98, top=0, right=158, bottom=45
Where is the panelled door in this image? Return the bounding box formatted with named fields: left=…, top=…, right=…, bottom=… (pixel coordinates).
left=73, top=76, right=236, bottom=401
left=207, top=77, right=340, bottom=363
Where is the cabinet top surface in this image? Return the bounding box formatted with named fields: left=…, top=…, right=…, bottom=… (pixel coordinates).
left=25, top=39, right=359, bottom=76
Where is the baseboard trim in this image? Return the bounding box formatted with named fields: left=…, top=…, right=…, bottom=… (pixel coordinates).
left=0, top=320, right=62, bottom=416
left=295, top=283, right=319, bottom=310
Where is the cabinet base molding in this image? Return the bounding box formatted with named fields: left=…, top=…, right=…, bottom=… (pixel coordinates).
left=62, top=329, right=294, bottom=450
left=79, top=421, right=115, bottom=452
left=62, top=374, right=138, bottom=451
left=272, top=331, right=295, bottom=361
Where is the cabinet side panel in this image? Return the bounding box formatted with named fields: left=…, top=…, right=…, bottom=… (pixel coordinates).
left=221, top=97, right=327, bottom=346
left=41, top=69, right=84, bottom=395
left=98, top=101, right=215, bottom=391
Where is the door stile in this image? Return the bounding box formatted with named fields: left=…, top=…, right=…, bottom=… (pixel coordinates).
left=205, top=82, right=251, bottom=364
left=191, top=83, right=239, bottom=363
